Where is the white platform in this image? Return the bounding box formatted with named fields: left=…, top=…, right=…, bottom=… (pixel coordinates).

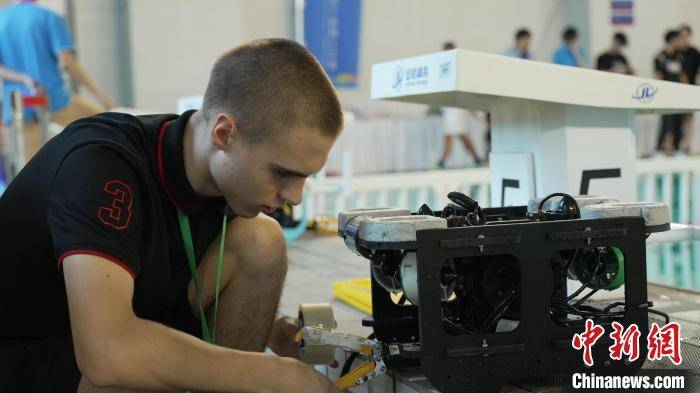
left=371, top=50, right=700, bottom=113
left=371, top=50, right=700, bottom=206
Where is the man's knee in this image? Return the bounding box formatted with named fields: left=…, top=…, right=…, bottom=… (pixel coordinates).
left=226, top=214, right=287, bottom=279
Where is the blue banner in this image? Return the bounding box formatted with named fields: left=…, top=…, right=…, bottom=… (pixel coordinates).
left=304, top=0, right=362, bottom=88
left=611, top=0, right=634, bottom=25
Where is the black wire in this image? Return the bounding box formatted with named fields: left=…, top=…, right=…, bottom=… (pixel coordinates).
left=340, top=333, right=376, bottom=377
left=602, top=301, right=626, bottom=313
left=537, top=192, right=581, bottom=218
left=478, top=285, right=520, bottom=333
left=441, top=204, right=457, bottom=218
left=443, top=317, right=475, bottom=335
left=573, top=288, right=599, bottom=306
left=552, top=297, right=608, bottom=316
left=648, top=309, right=671, bottom=324
left=554, top=299, right=672, bottom=325
left=562, top=249, right=579, bottom=273
left=562, top=249, right=603, bottom=303
left=340, top=352, right=360, bottom=377
left=552, top=293, right=672, bottom=326
left=551, top=302, right=625, bottom=318
left=576, top=304, right=604, bottom=313
left=564, top=284, right=588, bottom=303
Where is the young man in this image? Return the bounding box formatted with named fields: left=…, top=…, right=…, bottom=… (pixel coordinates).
left=0, top=0, right=117, bottom=160
left=503, top=28, right=532, bottom=60
left=0, top=39, right=343, bottom=393
left=596, top=32, right=633, bottom=75
left=655, top=30, right=688, bottom=154
left=552, top=26, right=588, bottom=68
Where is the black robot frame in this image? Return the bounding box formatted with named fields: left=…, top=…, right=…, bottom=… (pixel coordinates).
left=359, top=202, right=654, bottom=393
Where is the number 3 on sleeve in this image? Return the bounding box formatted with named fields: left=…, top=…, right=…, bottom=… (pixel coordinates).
left=98, top=180, right=133, bottom=230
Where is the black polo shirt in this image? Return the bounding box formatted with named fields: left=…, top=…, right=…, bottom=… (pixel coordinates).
left=654, top=50, right=684, bottom=82
left=596, top=51, right=630, bottom=74
left=680, top=45, right=700, bottom=85
left=0, top=110, right=226, bottom=341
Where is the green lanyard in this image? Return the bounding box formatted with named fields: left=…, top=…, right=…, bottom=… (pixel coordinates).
left=177, top=211, right=227, bottom=344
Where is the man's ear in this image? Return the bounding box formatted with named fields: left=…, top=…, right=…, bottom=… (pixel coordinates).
left=210, top=113, right=240, bottom=150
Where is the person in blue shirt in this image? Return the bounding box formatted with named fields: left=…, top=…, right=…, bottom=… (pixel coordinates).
left=503, top=28, right=532, bottom=60
left=552, top=26, right=588, bottom=67
left=0, top=0, right=116, bottom=160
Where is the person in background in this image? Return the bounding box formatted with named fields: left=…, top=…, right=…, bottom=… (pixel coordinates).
left=679, top=24, right=699, bottom=85
left=552, top=26, right=588, bottom=67
left=654, top=30, right=688, bottom=154
left=0, top=0, right=117, bottom=161
left=679, top=24, right=699, bottom=154
left=436, top=42, right=484, bottom=169
left=503, top=28, right=532, bottom=59
left=596, top=32, right=634, bottom=74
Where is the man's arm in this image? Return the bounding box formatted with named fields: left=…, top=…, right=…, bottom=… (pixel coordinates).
left=623, top=60, right=634, bottom=75
left=0, top=64, right=37, bottom=90
left=63, top=254, right=338, bottom=393
left=58, top=51, right=117, bottom=109
left=572, top=46, right=588, bottom=68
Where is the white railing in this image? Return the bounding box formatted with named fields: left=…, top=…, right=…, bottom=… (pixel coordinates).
left=635, top=157, right=700, bottom=289
left=307, top=156, right=700, bottom=220
left=636, top=157, right=700, bottom=224
left=305, top=167, right=491, bottom=219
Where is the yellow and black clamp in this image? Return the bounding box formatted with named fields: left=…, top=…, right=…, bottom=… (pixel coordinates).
left=296, top=303, right=387, bottom=389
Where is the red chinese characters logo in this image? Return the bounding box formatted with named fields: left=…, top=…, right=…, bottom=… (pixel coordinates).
left=572, top=319, right=682, bottom=366
left=647, top=322, right=682, bottom=365
left=609, top=322, right=640, bottom=362
left=572, top=319, right=605, bottom=366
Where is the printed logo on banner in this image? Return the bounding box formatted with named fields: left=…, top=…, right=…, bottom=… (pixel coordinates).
left=392, top=66, right=404, bottom=92
left=631, top=83, right=658, bottom=104
left=391, top=64, right=429, bottom=92
left=439, top=61, right=452, bottom=79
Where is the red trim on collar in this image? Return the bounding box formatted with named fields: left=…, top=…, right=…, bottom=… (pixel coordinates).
left=157, top=120, right=184, bottom=212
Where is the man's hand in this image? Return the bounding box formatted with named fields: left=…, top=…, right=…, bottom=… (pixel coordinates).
left=20, top=74, right=38, bottom=92
left=272, top=357, right=342, bottom=393
left=268, top=316, right=300, bottom=358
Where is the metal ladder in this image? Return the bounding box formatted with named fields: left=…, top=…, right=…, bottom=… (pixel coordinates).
left=2, top=90, right=50, bottom=183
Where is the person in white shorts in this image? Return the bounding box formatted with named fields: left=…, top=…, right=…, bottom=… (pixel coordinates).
left=437, top=106, right=484, bottom=168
